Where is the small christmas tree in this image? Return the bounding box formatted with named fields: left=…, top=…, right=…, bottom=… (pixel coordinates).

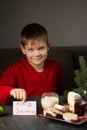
left=63, top=56, right=87, bottom=102
left=73, top=56, right=87, bottom=95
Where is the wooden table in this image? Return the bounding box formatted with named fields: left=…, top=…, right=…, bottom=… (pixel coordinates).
left=0, top=97, right=87, bottom=130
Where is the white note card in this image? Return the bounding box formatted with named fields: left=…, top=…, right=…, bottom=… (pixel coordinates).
left=13, top=101, right=37, bottom=115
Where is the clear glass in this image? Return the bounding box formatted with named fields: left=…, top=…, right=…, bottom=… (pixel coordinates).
left=41, top=92, right=59, bottom=110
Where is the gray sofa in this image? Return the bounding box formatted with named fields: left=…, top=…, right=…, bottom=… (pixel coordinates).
left=0, top=46, right=87, bottom=91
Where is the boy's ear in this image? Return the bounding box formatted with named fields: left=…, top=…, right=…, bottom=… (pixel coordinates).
left=47, top=42, right=51, bottom=51
left=20, top=44, right=26, bottom=55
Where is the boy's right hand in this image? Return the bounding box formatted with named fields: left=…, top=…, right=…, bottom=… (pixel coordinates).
left=10, top=88, right=27, bottom=102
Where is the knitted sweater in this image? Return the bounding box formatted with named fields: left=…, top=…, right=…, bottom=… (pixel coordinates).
left=0, top=58, right=67, bottom=104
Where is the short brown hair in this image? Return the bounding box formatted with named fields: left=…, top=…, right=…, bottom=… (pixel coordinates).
left=21, top=23, right=48, bottom=46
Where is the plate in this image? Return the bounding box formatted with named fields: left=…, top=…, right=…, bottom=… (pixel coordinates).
left=39, top=108, right=87, bottom=125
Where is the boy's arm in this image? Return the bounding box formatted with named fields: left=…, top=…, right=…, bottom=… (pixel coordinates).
left=0, top=86, right=14, bottom=104
left=0, top=65, right=17, bottom=104
left=0, top=86, right=27, bottom=104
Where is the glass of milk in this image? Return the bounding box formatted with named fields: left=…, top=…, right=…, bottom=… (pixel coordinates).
left=41, top=92, right=59, bottom=110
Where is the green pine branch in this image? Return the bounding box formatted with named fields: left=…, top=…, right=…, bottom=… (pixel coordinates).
left=63, top=56, right=87, bottom=101
left=74, top=56, right=87, bottom=90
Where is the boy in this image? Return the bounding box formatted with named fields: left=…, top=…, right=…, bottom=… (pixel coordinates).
left=0, top=23, right=67, bottom=104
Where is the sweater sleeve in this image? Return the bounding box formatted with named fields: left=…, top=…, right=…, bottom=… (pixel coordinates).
left=0, top=66, right=16, bottom=104
left=0, top=85, right=13, bottom=104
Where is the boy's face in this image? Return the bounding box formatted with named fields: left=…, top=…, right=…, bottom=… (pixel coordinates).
left=20, top=39, right=50, bottom=70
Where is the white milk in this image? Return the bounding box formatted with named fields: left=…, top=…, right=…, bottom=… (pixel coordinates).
left=41, top=96, right=59, bottom=110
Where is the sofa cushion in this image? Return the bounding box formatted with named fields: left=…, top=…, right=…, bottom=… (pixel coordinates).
left=0, top=48, right=24, bottom=76
left=70, top=47, right=87, bottom=70
left=48, top=47, right=75, bottom=90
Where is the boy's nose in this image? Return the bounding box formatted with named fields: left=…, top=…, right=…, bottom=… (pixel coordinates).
left=34, top=50, right=41, bottom=56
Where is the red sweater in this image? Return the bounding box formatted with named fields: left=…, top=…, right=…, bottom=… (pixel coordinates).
left=0, top=58, right=67, bottom=104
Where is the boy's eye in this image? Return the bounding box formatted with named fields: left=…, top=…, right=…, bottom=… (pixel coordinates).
left=28, top=48, right=34, bottom=52
left=39, top=47, right=44, bottom=50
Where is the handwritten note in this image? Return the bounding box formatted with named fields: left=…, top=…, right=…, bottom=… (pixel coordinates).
left=13, top=101, right=37, bottom=115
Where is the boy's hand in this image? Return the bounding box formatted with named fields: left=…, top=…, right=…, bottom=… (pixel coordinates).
left=10, top=88, right=27, bottom=102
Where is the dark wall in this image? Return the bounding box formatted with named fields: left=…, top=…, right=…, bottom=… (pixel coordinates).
left=0, top=0, right=87, bottom=48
